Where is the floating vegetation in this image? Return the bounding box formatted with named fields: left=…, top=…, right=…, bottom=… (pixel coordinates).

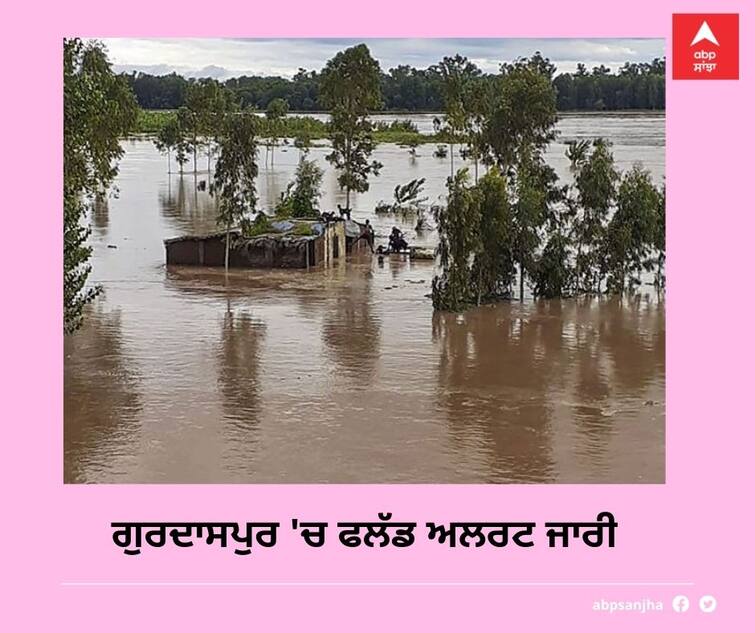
left=375, top=178, right=429, bottom=217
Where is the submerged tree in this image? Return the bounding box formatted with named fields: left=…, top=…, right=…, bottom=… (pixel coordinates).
left=432, top=55, right=482, bottom=177
left=430, top=65, right=664, bottom=312
left=64, top=38, right=137, bottom=333
left=179, top=78, right=231, bottom=174
left=401, top=136, right=420, bottom=160
left=569, top=138, right=619, bottom=293
left=293, top=132, right=312, bottom=159
left=174, top=134, right=190, bottom=174
left=469, top=167, right=515, bottom=303
left=202, top=79, right=236, bottom=173
left=276, top=158, right=324, bottom=218
left=320, top=44, right=383, bottom=212
left=485, top=56, right=558, bottom=172
left=484, top=55, right=561, bottom=300
left=211, top=111, right=259, bottom=271
left=265, top=97, right=289, bottom=166
left=177, top=105, right=199, bottom=173
left=510, top=150, right=560, bottom=300
left=179, top=91, right=201, bottom=174
left=654, top=183, right=666, bottom=288
left=463, top=75, right=493, bottom=183
left=432, top=169, right=481, bottom=311
left=533, top=231, right=573, bottom=298
left=433, top=54, right=561, bottom=310
left=605, top=165, right=662, bottom=292
left=393, top=178, right=428, bottom=209
left=153, top=115, right=187, bottom=174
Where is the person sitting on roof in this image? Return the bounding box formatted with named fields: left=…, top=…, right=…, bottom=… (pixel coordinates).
left=337, top=204, right=352, bottom=220
left=388, top=226, right=408, bottom=253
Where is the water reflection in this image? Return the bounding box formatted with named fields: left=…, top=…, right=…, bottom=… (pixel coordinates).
left=433, top=306, right=556, bottom=483
left=599, top=295, right=666, bottom=392
left=216, top=303, right=266, bottom=475
left=64, top=305, right=142, bottom=483
left=159, top=175, right=218, bottom=235
left=432, top=294, right=664, bottom=483
left=91, top=194, right=110, bottom=235
left=321, top=264, right=381, bottom=384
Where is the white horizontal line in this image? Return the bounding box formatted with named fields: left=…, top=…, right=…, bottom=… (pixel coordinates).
left=62, top=581, right=695, bottom=587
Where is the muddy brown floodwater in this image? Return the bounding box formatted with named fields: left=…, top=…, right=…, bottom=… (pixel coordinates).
left=64, top=113, right=665, bottom=483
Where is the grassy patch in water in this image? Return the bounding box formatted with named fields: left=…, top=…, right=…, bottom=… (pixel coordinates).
left=133, top=109, right=444, bottom=145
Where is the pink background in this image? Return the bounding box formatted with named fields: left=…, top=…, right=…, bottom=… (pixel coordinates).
left=2, top=0, right=752, bottom=630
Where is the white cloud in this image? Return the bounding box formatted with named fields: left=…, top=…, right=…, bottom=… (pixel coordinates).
left=100, top=37, right=665, bottom=78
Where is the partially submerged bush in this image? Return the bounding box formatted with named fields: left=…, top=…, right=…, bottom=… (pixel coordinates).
left=244, top=213, right=279, bottom=237
left=290, top=223, right=315, bottom=236
left=374, top=119, right=419, bottom=134
left=276, top=158, right=324, bottom=218
left=375, top=178, right=428, bottom=215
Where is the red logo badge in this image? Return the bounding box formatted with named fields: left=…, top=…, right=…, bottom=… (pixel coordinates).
left=673, top=13, right=739, bottom=79
left=672, top=14, right=739, bottom=79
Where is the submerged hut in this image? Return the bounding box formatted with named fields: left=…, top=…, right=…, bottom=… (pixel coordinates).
left=164, top=217, right=370, bottom=269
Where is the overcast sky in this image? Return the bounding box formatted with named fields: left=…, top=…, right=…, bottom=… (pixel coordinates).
left=100, top=38, right=665, bottom=79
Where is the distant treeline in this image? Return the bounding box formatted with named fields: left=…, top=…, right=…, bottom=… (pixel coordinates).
left=122, top=58, right=666, bottom=113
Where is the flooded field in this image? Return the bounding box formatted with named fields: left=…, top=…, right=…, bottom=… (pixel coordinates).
left=64, top=112, right=665, bottom=484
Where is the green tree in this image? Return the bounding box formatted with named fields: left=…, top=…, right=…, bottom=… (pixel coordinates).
left=393, top=178, right=428, bottom=209
left=293, top=132, right=312, bottom=159
left=177, top=105, right=199, bottom=173
left=533, top=231, right=573, bottom=298
left=320, top=44, right=383, bottom=212
left=210, top=111, right=259, bottom=271
left=432, top=169, right=481, bottom=311
left=569, top=138, right=619, bottom=292
left=485, top=57, right=558, bottom=172
left=153, top=115, right=184, bottom=174
left=201, top=79, right=236, bottom=173
left=64, top=38, right=137, bottom=333
left=605, top=166, right=662, bottom=292
left=265, top=97, right=289, bottom=166
left=463, top=75, right=493, bottom=182
left=432, top=55, right=481, bottom=177
left=510, top=151, right=559, bottom=300
left=654, top=183, right=666, bottom=288
left=182, top=78, right=227, bottom=173
left=469, top=167, right=515, bottom=303
left=122, top=57, right=665, bottom=114
left=480, top=55, right=559, bottom=301
left=174, top=132, right=190, bottom=174
left=533, top=191, right=576, bottom=299
left=276, top=158, right=324, bottom=218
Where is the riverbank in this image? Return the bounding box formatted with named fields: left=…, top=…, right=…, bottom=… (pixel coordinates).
left=135, top=108, right=666, bottom=143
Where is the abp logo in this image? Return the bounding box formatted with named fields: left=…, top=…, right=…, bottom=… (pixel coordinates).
left=672, top=14, right=739, bottom=80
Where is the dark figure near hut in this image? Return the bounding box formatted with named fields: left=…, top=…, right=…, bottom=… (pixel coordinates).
left=388, top=226, right=408, bottom=253
left=197, top=180, right=207, bottom=191
left=355, top=219, right=375, bottom=253
left=337, top=204, right=351, bottom=220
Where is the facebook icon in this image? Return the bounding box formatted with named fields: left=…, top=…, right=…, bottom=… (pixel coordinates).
left=672, top=595, right=690, bottom=613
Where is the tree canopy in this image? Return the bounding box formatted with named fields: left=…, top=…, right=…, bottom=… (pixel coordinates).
left=210, top=111, right=260, bottom=270
left=64, top=38, right=137, bottom=333
left=321, top=45, right=383, bottom=211
left=431, top=54, right=664, bottom=311
left=122, top=56, right=666, bottom=112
